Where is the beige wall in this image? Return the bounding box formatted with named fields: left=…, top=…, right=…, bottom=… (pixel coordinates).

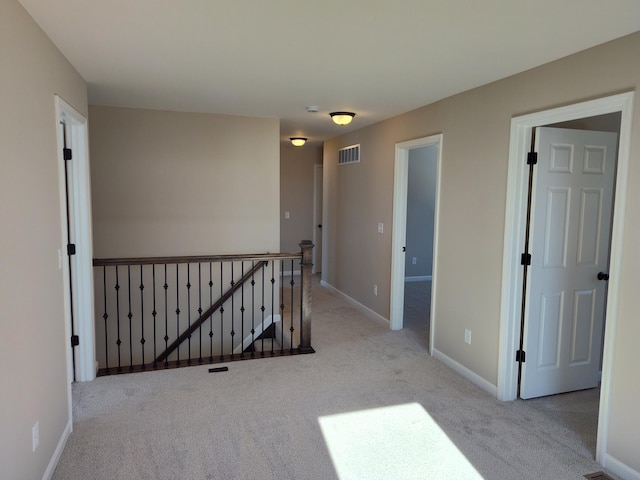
left=2, top=0, right=638, bottom=473
left=0, top=0, right=88, bottom=478
left=280, top=143, right=322, bottom=253
left=89, top=106, right=280, bottom=258
left=324, top=32, right=640, bottom=472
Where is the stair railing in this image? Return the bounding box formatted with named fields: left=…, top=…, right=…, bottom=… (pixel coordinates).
left=92, top=241, right=314, bottom=375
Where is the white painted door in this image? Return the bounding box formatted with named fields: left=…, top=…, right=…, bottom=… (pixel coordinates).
left=521, top=127, right=617, bottom=399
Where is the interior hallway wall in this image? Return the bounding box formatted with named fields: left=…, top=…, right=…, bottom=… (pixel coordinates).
left=323, top=31, right=640, bottom=473
left=89, top=106, right=280, bottom=258
left=280, top=143, right=323, bottom=253
left=0, top=1, right=88, bottom=479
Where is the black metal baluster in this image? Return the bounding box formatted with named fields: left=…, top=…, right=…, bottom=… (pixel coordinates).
left=250, top=262, right=256, bottom=358
left=127, top=265, right=133, bottom=371
left=198, top=263, right=203, bottom=364
left=260, top=263, right=265, bottom=357
left=163, top=264, right=169, bottom=367
left=102, top=266, right=109, bottom=374
left=152, top=264, right=157, bottom=368
left=280, top=260, right=285, bottom=354
left=209, top=262, right=213, bottom=362
left=240, top=261, right=245, bottom=359
left=230, top=262, right=235, bottom=359
left=187, top=263, right=192, bottom=365
left=270, top=261, right=275, bottom=356
left=219, top=263, right=224, bottom=361
left=175, top=264, right=180, bottom=366
left=290, top=259, right=295, bottom=352
left=115, top=266, right=122, bottom=372
left=140, top=265, right=146, bottom=369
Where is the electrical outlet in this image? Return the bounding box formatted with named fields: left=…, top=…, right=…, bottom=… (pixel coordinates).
left=284, top=211, right=290, bottom=219
left=373, top=284, right=378, bottom=296
left=377, top=223, right=384, bottom=234
left=32, top=421, right=39, bottom=452
left=464, top=329, right=472, bottom=345
left=412, top=257, right=417, bottom=265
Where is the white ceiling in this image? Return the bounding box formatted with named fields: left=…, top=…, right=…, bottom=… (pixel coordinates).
left=18, top=0, right=640, bottom=146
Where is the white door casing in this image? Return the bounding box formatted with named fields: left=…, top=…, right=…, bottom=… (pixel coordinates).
left=521, top=127, right=617, bottom=399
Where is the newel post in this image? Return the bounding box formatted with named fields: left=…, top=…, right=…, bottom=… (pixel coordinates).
left=299, top=240, right=315, bottom=353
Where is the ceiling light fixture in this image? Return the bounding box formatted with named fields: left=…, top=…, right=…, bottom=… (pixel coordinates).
left=330, top=111, right=356, bottom=126
left=290, top=137, right=307, bottom=147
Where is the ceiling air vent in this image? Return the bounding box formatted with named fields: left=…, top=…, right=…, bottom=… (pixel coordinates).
left=338, top=144, right=360, bottom=165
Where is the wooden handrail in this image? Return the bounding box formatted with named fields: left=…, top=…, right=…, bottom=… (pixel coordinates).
left=154, top=260, right=268, bottom=365
left=94, top=252, right=301, bottom=267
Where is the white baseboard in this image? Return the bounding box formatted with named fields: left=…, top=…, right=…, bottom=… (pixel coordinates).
left=405, top=275, right=432, bottom=282
left=43, top=420, right=72, bottom=480
left=602, top=453, right=640, bottom=480
left=432, top=348, right=498, bottom=398
left=320, top=280, right=389, bottom=325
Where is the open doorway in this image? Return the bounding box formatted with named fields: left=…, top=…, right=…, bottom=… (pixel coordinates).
left=519, top=113, right=621, bottom=458
left=390, top=134, right=442, bottom=354
left=402, top=146, right=437, bottom=346
left=497, top=92, right=634, bottom=465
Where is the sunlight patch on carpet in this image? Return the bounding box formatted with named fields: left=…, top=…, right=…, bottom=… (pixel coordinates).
left=319, top=403, right=483, bottom=480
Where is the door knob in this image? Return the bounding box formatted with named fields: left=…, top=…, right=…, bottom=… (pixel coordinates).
left=318, top=224, right=322, bottom=228
left=597, top=272, right=609, bottom=281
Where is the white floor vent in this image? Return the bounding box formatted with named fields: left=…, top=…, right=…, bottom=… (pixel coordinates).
left=338, top=144, right=360, bottom=165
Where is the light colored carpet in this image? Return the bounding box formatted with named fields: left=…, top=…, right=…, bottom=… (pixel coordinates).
left=53, top=277, right=616, bottom=480
left=403, top=280, right=431, bottom=346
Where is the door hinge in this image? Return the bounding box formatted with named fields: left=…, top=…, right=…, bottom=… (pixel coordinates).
left=516, top=350, right=526, bottom=362
left=527, top=152, right=537, bottom=165
left=63, top=148, right=72, bottom=161
left=520, top=253, right=531, bottom=266
left=67, top=243, right=76, bottom=256
left=71, top=335, right=79, bottom=347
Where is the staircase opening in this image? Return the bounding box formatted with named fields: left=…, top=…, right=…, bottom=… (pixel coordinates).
left=93, top=242, right=314, bottom=375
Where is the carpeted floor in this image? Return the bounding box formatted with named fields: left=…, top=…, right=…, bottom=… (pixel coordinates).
left=403, top=280, right=431, bottom=346
left=53, top=277, right=615, bottom=480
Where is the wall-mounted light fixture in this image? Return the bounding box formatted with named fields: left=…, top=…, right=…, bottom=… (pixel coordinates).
left=290, top=137, right=307, bottom=147
left=330, top=111, right=356, bottom=126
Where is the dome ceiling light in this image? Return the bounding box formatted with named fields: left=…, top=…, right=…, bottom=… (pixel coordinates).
left=330, top=111, right=356, bottom=126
